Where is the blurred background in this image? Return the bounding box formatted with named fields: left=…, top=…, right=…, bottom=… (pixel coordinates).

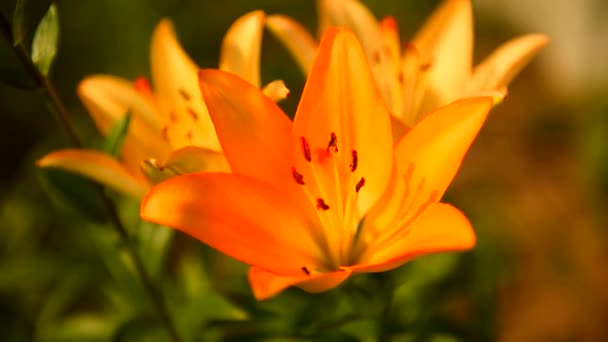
left=1, top=0, right=607, bottom=341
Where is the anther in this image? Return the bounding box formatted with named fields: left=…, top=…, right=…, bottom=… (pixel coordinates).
left=327, top=132, right=338, bottom=153
left=350, top=150, right=358, bottom=172
left=355, top=177, right=366, bottom=193
left=316, top=198, right=330, bottom=211
left=301, top=266, right=311, bottom=275
left=300, top=137, right=312, bottom=162
left=187, top=107, right=199, bottom=121
left=186, top=130, right=193, bottom=140
left=178, top=88, right=191, bottom=101
left=291, top=167, right=305, bottom=185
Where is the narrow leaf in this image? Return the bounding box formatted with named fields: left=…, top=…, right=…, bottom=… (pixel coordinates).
left=31, top=3, right=58, bottom=75
left=12, top=0, right=26, bottom=46
left=103, top=112, right=131, bottom=157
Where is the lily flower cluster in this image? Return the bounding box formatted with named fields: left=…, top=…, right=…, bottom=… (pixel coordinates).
left=39, top=0, right=547, bottom=300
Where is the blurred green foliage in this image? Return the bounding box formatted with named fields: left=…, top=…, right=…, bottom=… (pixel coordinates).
left=1, top=0, right=607, bottom=341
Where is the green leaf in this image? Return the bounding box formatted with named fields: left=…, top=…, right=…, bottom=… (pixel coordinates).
left=103, top=112, right=131, bottom=157
left=12, top=0, right=26, bottom=46
left=31, top=3, right=58, bottom=75
left=37, top=168, right=106, bottom=222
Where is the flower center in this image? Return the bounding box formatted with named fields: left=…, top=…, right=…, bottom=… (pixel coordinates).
left=291, top=132, right=366, bottom=270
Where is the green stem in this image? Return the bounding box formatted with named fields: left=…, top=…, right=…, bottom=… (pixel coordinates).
left=0, top=13, right=181, bottom=342
left=0, top=14, right=81, bottom=147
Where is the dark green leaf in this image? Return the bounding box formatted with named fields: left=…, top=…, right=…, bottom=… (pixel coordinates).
left=37, top=168, right=106, bottom=222
left=31, top=3, right=58, bottom=75
left=12, top=0, right=26, bottom=46
left=103, top=112, right=131, bottom=157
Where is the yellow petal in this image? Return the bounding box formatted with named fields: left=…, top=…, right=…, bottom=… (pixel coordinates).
left=248, top=266, right=352, bottom=300
left=293, top=27, right=393, bottom=217
left=406, top=0, right=473, bottom=113
left=37, top=149, right=149, bottom=198
left=395, top=97, right=493, bottom=202
left=468, top=34, right=549, bottom=93
left=319, top=0, right=395, bottom=108
left=265, top=14, right=317, bottom=74
left=141, top=146, right=230, bottom=184
left=219, top=10, right=265, bottom=87
left=198, top=69, right=294, bottom=187
left=363, top=97, right=492, bottom=246
left=140, top=173, right=325, bottom=276
left=150, top=19, right=220, bottom=151
left=78, top=76, right=170, bottom=174
left=354, top=203, right=475, bottom=272
left=262, top=79, right=290, bottom=102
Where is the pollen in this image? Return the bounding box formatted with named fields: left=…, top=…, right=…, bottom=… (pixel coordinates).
left=350, top=150, right=358, bottom=172
left=300, top=136, right=312, bottom=162
left=316, top=198, right=330, bottom=211
left=327, top=132, right=338, bottom=153
left=355, top=177, right=366, bottom=193
left=291, top=167, right=305, bottom=185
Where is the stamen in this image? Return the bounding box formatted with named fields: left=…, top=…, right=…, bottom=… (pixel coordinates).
left=316, top=198, right=330, bottom=211
left=300, top=137, right=312, bottom=162
left=178, top=88, right=191, bottom=101
left=350, top=150, right=358, bottom=172
left=291, top=167, right=305, bottom=185
left=301, top=266, right=311, bottom=275
left=355, top=177, right=366, bottom=193
left=187, top=107, right=199, bottom=121
left=327, top=132, right=338, bottom=153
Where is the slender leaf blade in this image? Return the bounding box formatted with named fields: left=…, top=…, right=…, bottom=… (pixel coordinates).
left=31, top=3, right=58, bottom=75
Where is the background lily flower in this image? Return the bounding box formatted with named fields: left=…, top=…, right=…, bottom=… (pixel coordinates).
left=141, top=27, right=495, bottom=300
left=267, top=0, right=547, bottom=129
left=37, top=11, right=288, bottom=198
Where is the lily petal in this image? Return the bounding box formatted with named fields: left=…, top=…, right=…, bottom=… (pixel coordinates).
left=262, top=79, right=290, bottom=102
left=141, top=146, right=230, bottom=183
left=151, top=19, right=220, bottom=151
left=37, top=149, right=149, bottom=198
left=78, top=76, right=170, bottom=172
left=249, top=266, right=352, bottom=300
left=468, top=34, right=549, bottom=93
left=265, top=14, right=317, bottom=74
left=395, top=96, right=493, bottom=202
left=319, top=0, right=395, bottom=107
left=198, top=69, right=294, bottom=187
left=406, top=0, right=473, bottom=113
left=140, top=173, right=325, bottom=276
left=219, top=10, right=265, bottom=87
left=293, top=27, right=393, bottom=216
left=355, top=203, right=475, bottom=272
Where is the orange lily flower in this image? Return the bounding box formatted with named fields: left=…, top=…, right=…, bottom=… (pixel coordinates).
left=141, top=27, right=495, bottom=300
left=37, top=11, right=288, bottom=198
left=267, top=0, right=547, bottom=129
